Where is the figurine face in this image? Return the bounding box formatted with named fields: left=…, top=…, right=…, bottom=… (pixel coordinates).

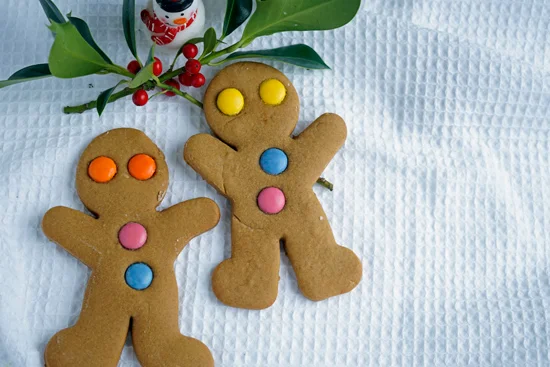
left=76, top=129, right=169, bottom=216
left=153, top=0, right=199, bottom=27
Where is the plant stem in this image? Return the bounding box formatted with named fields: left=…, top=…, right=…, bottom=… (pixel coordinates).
left=316, top=177, right=334, bottom=191
left=168, top=53, right=181, bottom=72
left=63, top=66, right=189, bottom=114
left=156, top=82, right=203, bottom=108
left=63, top=81, right=154, bottom=113
left=200, top=39, right=245, bottom=65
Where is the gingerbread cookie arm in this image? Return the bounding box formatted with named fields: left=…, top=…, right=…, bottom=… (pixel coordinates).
left=42, top=206, right=102, bottom=268
left=184, top=133, right=236, bottom=195
left=158, top=198, right=220, bottom=254
left=293, top=113, right=347, bottom=185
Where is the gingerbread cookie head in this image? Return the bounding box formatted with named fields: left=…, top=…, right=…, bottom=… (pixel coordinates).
left=76, top=128, right=169, bottom=215
left=203, top=62, right=300, bottom=148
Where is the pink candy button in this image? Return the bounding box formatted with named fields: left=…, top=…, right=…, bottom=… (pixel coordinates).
left=257, top=187, right=286, bottom=214
left=118, top=222, right=147, bottom=250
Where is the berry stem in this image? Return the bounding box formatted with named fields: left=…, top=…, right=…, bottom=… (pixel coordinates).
left=168, top=54, right=181, bottom=72
left=63, top=66, right=189, bottom=114
left=156, top=81, right=203, bottom=108
left=316, top=177, right=334, bottom=191
left=199, top=39, right=245, bottom=65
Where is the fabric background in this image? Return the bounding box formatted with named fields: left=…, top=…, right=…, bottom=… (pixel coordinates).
left=1, top=0, right=549, bottom=365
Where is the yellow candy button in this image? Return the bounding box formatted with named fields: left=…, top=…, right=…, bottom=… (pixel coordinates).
left=217, top=88, right=244, bottom=116
left=260, top=79, right=286, bottom=106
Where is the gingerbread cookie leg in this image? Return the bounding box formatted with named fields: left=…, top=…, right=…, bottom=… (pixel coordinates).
left=284, top=215, right=362, bottom=301
left=45, top=287, right=128, bottom=367
left=212, top=216, right=281, bottom=309
left=132, top=299, right=214, bottom=367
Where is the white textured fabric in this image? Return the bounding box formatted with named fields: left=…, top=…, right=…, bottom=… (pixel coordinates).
left=1, top=0, right=550, bottom=366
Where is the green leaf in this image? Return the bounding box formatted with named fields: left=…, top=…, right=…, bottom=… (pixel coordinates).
left=39, top=0, right=65, bottom=24
left=96, top=81, right=124, bottom=116
left=146, top=43, right=156, bottom=64
left=129, top=64, right=153, bottom=88
left=223, top=0, right=253, bottom=37
left=0, top=64, right=52, bottom=89
left=48, top=22, right=111, bottom=78
left=187, top=37, right=205, bottom=46
left=129, top=45, right=155, bottom=88
left=216, top=44, right=330, bottom=69
left=68, top=17, right=112, bottom=64
left=201, top=28, right=217, bottom=57
left=122, top=0, right=139, bottom=62
left=242, top=0, right=361, bottom=41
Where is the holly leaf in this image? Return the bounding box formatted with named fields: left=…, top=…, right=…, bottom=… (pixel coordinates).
left=68, top=17, right=112, bottom=64
left=0, top=64, right=52, bottom=89
left=48, top=22, right=111, bottom=78
left=201, top=28, right=217, bottom=58
left=96, top=81, right=125, bottom=116
left=223, top=0, right=253, bottom=37
left=186, top=37, right=205, bottom=46
left=242, top=0, right=361, bottom=42
left=39, top=0, right=65, bottom=24
left=122, top=0, right=139, bottom=62
left=216, top=44, right=330, bottom=69
left=129, top=45, right=155, bottom=88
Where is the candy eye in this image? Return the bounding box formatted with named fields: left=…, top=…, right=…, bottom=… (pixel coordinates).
left=128, top=154, right=157, bottom=181
left=181, top=13, right=184, bottom=16
left=217, top=88, right=245, bottom=116
left=165, top=15, right=169, bottom=19
left=88, top=156, right=117, bottom=183
left=260, top=79, right=286, bottom=106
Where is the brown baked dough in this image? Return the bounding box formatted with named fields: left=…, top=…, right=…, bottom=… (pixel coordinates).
left=42, top=128, right=219, bottom=367
left=184, top=62, right=362, bottom=310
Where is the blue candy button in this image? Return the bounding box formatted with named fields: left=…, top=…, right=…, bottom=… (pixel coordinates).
left=260, top=148, right=288, bottom=175
left=125, top=263, right=153, bottom=290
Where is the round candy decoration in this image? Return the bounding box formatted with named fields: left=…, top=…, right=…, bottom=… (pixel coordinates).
left=217, top=88, right=244, bottom=116
left=259, top=79, right=286, bottom=106
left=118, top=222, right=147, bottom=250
left=260, top=148, right=288, bottom=176
left=128, top=154, right=156, bottom=181
left=257, top=187, right=286, bottom=215
left=88, top=156, right=117, bottom=183
left=125, top=263, right=154, bottom=290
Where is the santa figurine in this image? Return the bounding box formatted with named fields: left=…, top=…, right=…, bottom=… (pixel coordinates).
left=141, top=0, right=205, bottom=50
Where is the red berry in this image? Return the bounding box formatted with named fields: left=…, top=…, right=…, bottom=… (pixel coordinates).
left=132, top=90, right=149, bottom=106
left=191, top=73, right=206, bottom=88
left=127, top=60, right=141, bottom=74
left=153, top=57, right=163, bottom=76
left=182, top=43, right=199, bottom=59
left=163, top=79, right=180, bottom=97
left=178, top=72, right=194, bottom=87
left=185, top=59, right=201, bottom=74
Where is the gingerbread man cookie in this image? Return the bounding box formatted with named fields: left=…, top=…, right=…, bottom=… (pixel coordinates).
left=184, top=62, right=362, bottom=310
left=42, top=128, right=219, bottom=366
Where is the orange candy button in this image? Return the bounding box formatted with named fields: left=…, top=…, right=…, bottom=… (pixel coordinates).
left=88, top=156, right=117, bottom=183
left=128, top=154, right=156, bottom=181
